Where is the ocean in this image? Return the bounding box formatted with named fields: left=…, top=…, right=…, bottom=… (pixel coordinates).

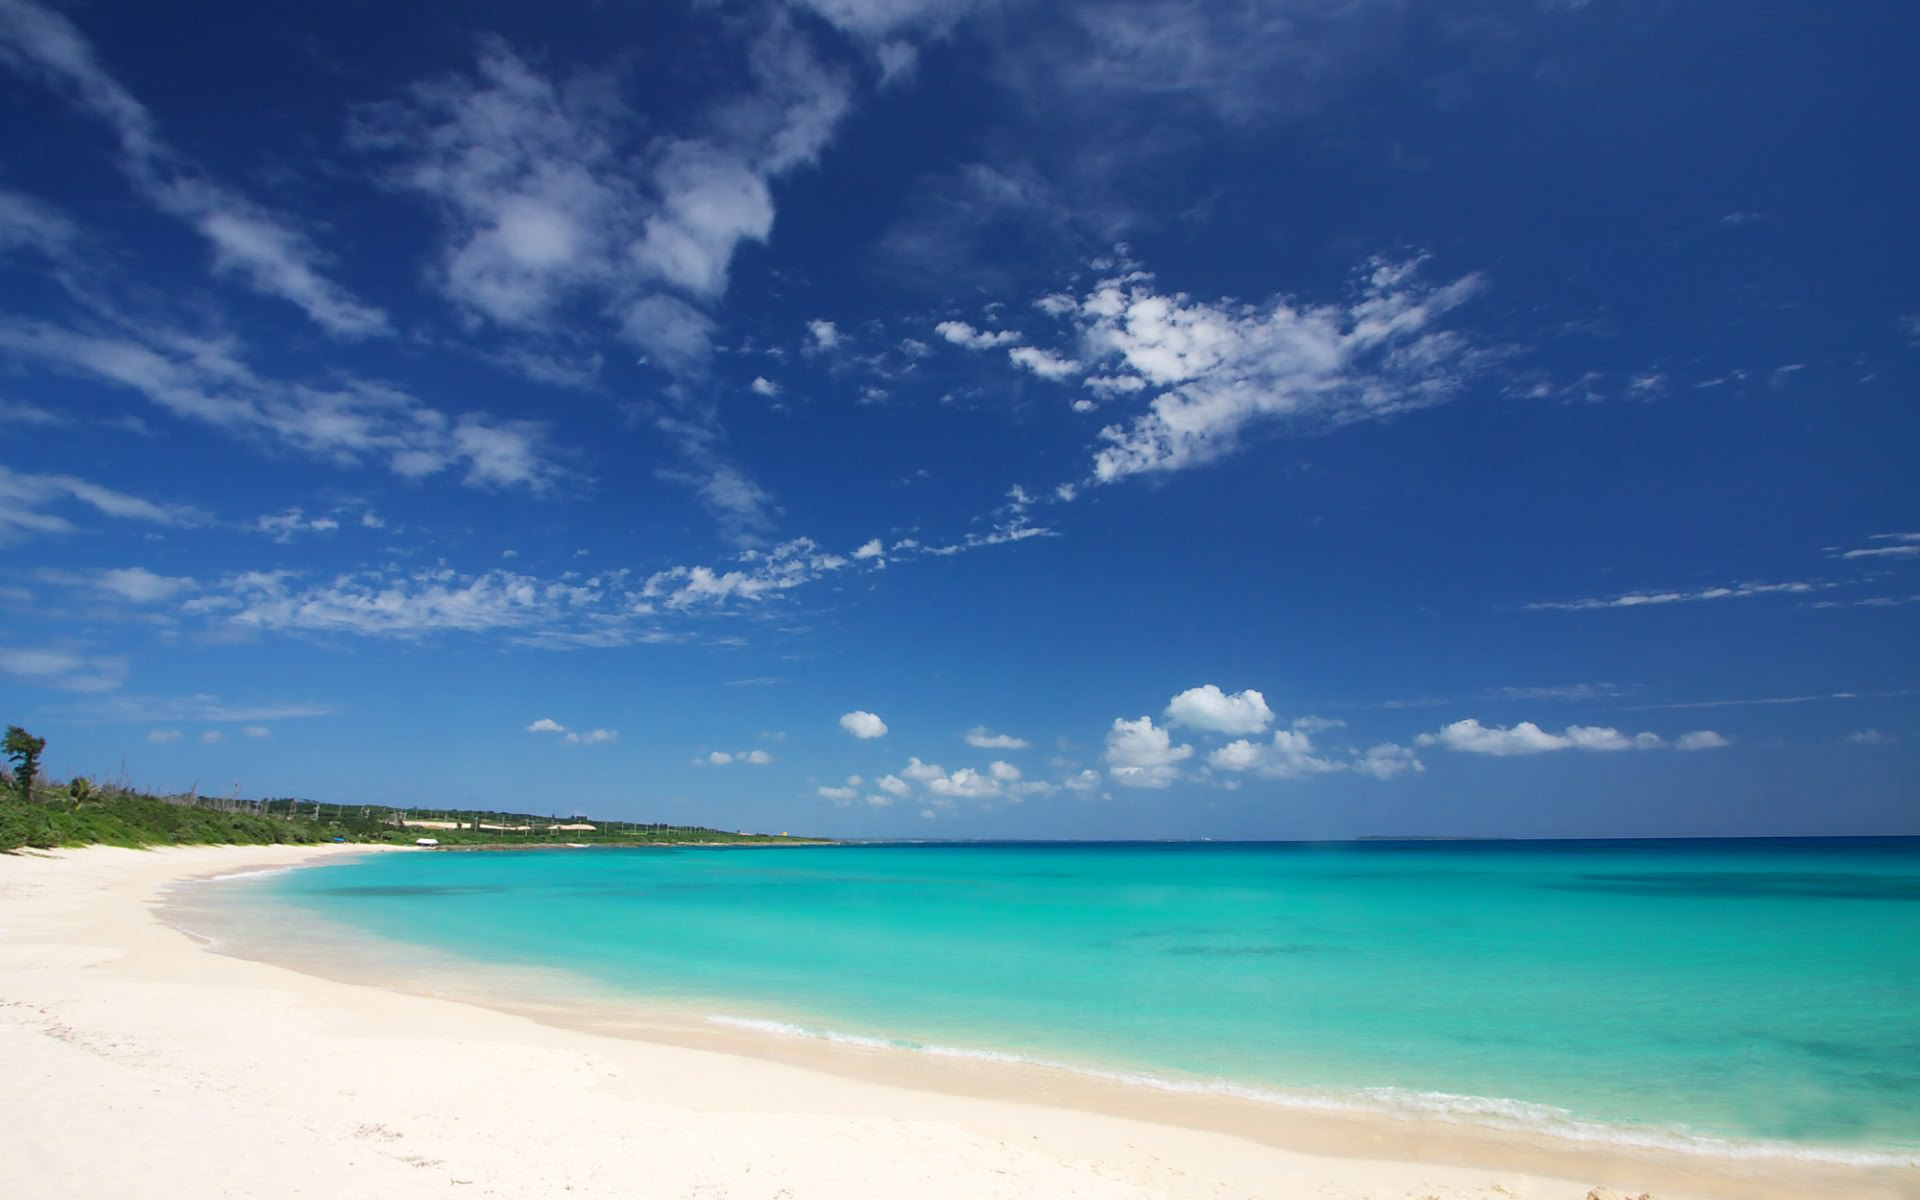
left=188, top=839, right=1920, bottom=1164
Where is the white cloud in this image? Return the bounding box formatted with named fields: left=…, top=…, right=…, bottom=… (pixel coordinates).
left=1417, top=719, right=1572, bottom=756
left=1104, top=715, right=1192, bottom=788
left=0, top=644, right=128, bottom=693
left=643, top=537, right=851, bottom=608
left=241, top=725, right=270, bottom=739
left=1013, top=257, right=1490, bottom=483
left=852, top=538, right=885, bottom=561
left=742, top=748, right=774, bottom=764
left=1418, top=719, right=1723, bottom=756
left=1205, top=727, right=1344, bottom=780
left=751, top=376, right=782, bottom=397
left=900, top=756, right=944, bottom=782
left=1834, top=532, right=1920, bottom=560
left=708, top=750, right=734, bottom=764
left=79, top=567, right=196, bottom=604
left=565, top=728, right=617, bottom=745
left=1846, top=729, right=1895, bottom=746
left=527, top=718, right=566, bottom=733
left=255, top=508, right=341, bottom=543
left=1674, top=730, right=1730, bottom=751
left=807, top=319, right=840, bottom=351
left=0, top=0, right=385, bottom=335
left=875, top=773, right=910, bottom=796
left=200, top=729, right=223, bottom=744
left=0, top=465, right=198, bottom=541
left=865, top=793, right=895, bottom=807
left=1165, top=684, right=1273, bottom=735
left=0, top=186, right=76, bottom=259
left=0, top=318, right=557, bottom=490
left=988, top=760, right=1021, bottom=781
left=965, top=726, right=1028, bottom=749
left=936, top=319, right=1021, bottom=350
left=146, top=729, right=180, bottom=744
left=1353, top=743, right=1423, bottom=780
left=1008, top=345, right=1081, bottom=380
left=1525, top=580, right=1837, bottom=611
left=839, top=709, right=888, bottom=739
left=208, top=568, right=608, bottom=639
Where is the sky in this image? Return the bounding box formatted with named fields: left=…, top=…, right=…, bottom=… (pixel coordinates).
left=0, top=0, right=1914, bottom=839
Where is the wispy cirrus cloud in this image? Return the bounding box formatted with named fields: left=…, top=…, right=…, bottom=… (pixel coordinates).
left=350, top=17, right=851, bottom=373
left=0, top=465, right=200, bottom=541
left=0, top=0, right=386, bottom=335
left=1524, top=580, right=1838, bottom=612
left=0, top=314, right=559, bottom=489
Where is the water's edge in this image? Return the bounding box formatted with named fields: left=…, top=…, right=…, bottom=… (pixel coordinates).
left=158, top=853, right=1920, bottom=1174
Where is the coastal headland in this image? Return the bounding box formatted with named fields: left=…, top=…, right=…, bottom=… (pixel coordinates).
left=2, top=845, right=1911, bottom=1200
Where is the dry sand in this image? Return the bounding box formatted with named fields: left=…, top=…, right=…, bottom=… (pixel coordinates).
left=1, top=844, right=1910, bottom=1199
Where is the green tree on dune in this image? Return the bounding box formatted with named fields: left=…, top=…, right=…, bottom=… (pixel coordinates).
left=5, top=725, right=46, bottom=804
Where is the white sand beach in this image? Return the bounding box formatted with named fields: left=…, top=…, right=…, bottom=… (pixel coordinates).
left=1, top=845, right=1909, bottom=1200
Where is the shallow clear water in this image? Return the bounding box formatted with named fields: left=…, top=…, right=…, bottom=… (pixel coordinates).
left=225, top=839, right=1920, bottom=1160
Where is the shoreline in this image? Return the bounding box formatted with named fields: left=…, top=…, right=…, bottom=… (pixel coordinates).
left=5, top=846, right=1914, bottom=1200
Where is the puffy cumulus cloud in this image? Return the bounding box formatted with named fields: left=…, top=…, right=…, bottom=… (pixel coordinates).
left=1104, top=715, right=1192, bottom=788
left=899, top=756, right=944, bottom=782
left=0, top=465, right=199, bottom=542
left=936, top=319, right=1022, bottom=350
left=0, top=318, right=558, bottom=490
left=703, top=747, right=774, bottom=766
left=818, top=773, right=863, bottom=801
left=0, top=0, right=386, bottom=336
left=852, top=538, right=885, bottom=561
left=988, top=760, right=1021, bottom=781
left=1417, top=719, right=1725, bottom=756
left=1353, top=743, right=1423, bottom=780
left=839, top=710, right=888, bottom=739
left=927, top=766, right=1002, bottom=798
left=527, top=717, right=566, bottom=733
left=0, top=643, right=128, bottom=693
left=1165, top=684, right=1273, bottom=735
left=807, top=319, right=840, bottom=352
left=1006, top=257, right=1486, bottom=483
left=750, top=376, right=781, bottom=397
left=1206, top=727, right=1342, bottom=780
left=565, top=728, right=617, bottom=745
left=1008, top=346, right=1081, bottom=380
left=875, top=773, right=910, bottom=796
left=1417, top=719, right=1571, bottom=756
left=1675, top=730, right=1730, bottom=751
left=964, top=726, right=1028, bottom=749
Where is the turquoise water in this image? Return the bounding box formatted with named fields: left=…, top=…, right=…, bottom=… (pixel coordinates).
left=229, top=839, right=1920, bottom=1161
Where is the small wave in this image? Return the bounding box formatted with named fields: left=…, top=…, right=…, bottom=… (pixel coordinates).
left=198, top=866, right=299, bottom=883
left=701, top=1014, right=1920, bottom=1168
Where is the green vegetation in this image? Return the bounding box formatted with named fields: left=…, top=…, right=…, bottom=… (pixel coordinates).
left=0, top=724, right=823, bottom=852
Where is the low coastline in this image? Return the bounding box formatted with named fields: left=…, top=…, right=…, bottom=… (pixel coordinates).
left=4, top=845, right=1913, bottom=1200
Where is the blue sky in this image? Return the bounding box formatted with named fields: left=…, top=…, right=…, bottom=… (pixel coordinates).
left=1, top=0, right=1914, bottom=838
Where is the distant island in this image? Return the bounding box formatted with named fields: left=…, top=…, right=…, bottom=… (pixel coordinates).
left=1, top=724, right=822, bottom=852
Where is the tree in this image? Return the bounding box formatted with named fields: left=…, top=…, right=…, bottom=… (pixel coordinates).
left=4, top=725, right=46, bottom=804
